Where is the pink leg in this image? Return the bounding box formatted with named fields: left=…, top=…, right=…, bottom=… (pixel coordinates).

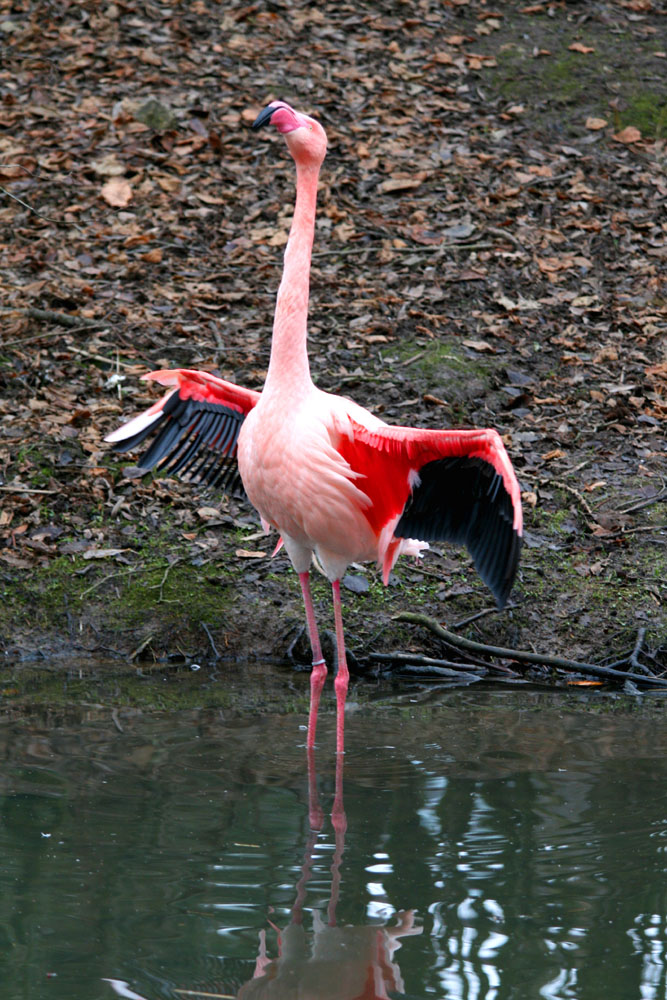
left=299, top=571, right=327, bottom=749
left=331, top=580, right=349, bottom=756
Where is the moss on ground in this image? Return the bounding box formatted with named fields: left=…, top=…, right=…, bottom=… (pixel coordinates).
left=490, top=25, right=666, bottom=138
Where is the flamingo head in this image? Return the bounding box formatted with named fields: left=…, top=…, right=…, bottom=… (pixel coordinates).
left=252, top=100, right=327, bottom=167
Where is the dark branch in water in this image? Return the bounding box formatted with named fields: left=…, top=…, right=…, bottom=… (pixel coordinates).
left=396, top=612, right=667, bottom=688
left=368, top=651, right=487, bottom=681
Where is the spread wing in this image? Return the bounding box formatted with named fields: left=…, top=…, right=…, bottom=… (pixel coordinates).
left=106, top=369, right=260, bottom=497
left=339, top=420, right=523, bottom=608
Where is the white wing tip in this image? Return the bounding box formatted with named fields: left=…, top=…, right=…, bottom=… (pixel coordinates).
left=104, top=408, right=162, bottom=444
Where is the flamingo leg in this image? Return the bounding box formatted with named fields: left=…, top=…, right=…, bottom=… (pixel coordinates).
left=331, top=579, right=350, bottom=756
left=299, top=571, right=327, bottom=749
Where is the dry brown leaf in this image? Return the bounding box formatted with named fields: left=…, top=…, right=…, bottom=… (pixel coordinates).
left=378, top=175, right=425, bottom=194
left=141, top=248, right=163, bottom=264
left=585, top=116, right=608, bottom=131
left=101, top=177, right=133, bottom=207
left=91, top=154, right=125, bottom=177
left=613, top=126, right=642, bottom=144
left=333, top=222, right=356, bottom=241
left=463, top=339, right=495, bottom=353
left=235, top=549, right=266, bottom=559
left=542, top=449, right=565, bottom=461
left=197, top=192, right=226, bottom=205
left=197, top=507, right=221, bottom=519
left=568, top=42, right=595, bottom=54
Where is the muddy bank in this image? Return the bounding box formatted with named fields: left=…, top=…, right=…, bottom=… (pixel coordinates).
left=1, top=0, right=665, bottom=690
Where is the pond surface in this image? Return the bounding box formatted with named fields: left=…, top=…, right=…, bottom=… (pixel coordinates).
left=0, top=679, right=665, bottom=1000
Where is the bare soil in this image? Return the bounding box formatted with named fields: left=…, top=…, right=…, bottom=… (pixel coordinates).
left=0, top=0, right=665, bottom=696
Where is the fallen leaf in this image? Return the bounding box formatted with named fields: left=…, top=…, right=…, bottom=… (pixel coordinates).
left=568, top=42, right=595, bottom=54
left=197, top=192, right=226, bottom=205
left=197, top=507, right=221, bottom=519
left=442, top=220, right=475, bottom=240
left=613, top=126, right=642, bottom=144
left=542, top=449, right=565, bottom=461
left=235, top=549, right=266, bottom=559
left=590, top=523, right=616, bottom=537
left=91, top=154, right=125, bottom=177
left=584, top=480, right=607, bottom=492
left=378, top=174, right=426, bottom=194
left=585, top=117, right=607, bottom=131
left=101, top=177, right=133, bottom=207
left=141, top=248, right=163, bottom=264
left=463, top=339, right=495, bottom=353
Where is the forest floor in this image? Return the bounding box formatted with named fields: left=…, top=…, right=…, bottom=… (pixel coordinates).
left=0, top=0, right=665, bottom=705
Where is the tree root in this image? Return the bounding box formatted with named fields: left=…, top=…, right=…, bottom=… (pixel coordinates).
left=395, top=612, right=667, bottom=688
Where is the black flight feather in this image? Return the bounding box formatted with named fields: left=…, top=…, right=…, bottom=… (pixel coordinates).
left=111, top=392, right=247, bottom=499
left=394, top=456, right=521, bottom=608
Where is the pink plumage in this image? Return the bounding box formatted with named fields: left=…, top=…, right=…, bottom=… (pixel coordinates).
left=106, top=101, right=523, bottom=754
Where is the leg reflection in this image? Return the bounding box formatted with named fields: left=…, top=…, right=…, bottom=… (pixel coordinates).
left=238, top=749, right=422, bottom=999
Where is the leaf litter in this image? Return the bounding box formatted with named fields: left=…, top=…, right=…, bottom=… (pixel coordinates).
left=0, top=0, right=664, bottom=685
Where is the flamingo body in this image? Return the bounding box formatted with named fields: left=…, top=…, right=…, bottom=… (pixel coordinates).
left=107, top=101, right=523, bottom=753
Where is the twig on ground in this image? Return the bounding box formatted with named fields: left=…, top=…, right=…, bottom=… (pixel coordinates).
left=25, top=307, right=100, bottom=329
left=618, top=484, right=667, bottom=515
left=629, top=627, right=649, bottom=674
left=521, top=472, right=596, bottom=521
left=452, top=605, right=515, bottom=629
left=149, top=557, right=185, bottom=601
left=0, top=485, right=59, bottom=494
left=202, top=622, right=220, bottom=660
left=396, top=612, right=667, bottom=687
left=129, top=633, right=156, bottom=661
left=80, top=566, right=137, bottom=599
left=0, top=185, right=82, bottom=232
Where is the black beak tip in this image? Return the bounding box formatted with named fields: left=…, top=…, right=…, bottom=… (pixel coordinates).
left=252, top=105, right=277, bottom=131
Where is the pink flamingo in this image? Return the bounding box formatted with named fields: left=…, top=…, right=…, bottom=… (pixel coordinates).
left=106, top=101, right=523, bottom=755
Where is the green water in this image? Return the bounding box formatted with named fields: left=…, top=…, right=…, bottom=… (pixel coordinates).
left=0, top=685, right=665, bottom=1000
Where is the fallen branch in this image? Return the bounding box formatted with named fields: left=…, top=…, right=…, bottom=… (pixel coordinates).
left=396, top=612, right=667, bottom=688
left=368, top=651, right=487, bottom=680
left=25, top=307, right=101, bottom=329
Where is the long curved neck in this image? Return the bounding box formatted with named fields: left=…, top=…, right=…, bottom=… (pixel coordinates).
left=264, top=161, right=320, bottom=395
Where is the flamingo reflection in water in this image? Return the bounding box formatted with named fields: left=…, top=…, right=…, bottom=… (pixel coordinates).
left=238, top=750, right=422, bottom=1000
left=104, top=751, right=421, bottom=1000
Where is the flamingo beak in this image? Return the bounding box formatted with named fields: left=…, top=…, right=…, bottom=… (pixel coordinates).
left=252, top=104, right=280, bottom=130
left=252, top=101, right=307, bottom=134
